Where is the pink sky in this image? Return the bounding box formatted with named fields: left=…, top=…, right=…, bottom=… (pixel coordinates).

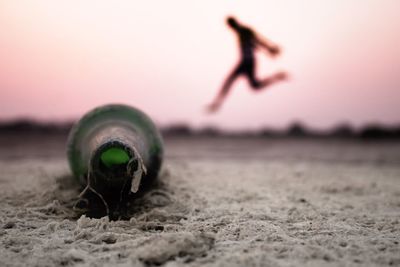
left=0, top=0, right=399, bottom=130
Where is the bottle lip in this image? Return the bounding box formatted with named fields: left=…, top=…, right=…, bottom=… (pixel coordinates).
left=89, top=139, right=138, bottom=185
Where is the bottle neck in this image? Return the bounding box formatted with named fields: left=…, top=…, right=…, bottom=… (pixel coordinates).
left=85, top=124, right=147, bottom=193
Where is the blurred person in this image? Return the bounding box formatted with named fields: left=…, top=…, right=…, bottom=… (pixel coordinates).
left=207, top=16, right=288, bottom=113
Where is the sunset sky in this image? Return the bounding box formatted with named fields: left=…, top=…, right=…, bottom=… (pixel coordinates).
left=0, top=0, right=399, bottom=130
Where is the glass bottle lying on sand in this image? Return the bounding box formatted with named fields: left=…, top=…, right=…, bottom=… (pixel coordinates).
left=67, top=104, right=164, bottom=219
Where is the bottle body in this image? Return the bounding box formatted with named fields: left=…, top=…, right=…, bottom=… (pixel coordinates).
left=67, top=104, right=163, bottom=201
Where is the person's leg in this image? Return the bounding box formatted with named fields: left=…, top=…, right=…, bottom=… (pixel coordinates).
left=207, top=65, right=242, bottom=112
left=244, top=58, right=288, bottom=90
left=245, top=60, right=262, bottom=89
left=250, top=71, right=288, bottom=90
left=259, top=71, right=287, bottom=88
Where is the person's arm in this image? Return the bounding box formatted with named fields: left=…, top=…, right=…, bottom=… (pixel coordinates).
left=255, top=35, right=281, bottom=56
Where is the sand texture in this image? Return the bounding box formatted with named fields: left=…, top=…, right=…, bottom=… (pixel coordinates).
left=0, top=135, right=400, bottom=266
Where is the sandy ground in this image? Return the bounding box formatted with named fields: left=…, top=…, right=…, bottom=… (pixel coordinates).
left=0, top=134, right=399, bottom=267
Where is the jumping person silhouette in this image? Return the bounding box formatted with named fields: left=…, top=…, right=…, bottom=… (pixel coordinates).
left=207, top=16, right=288, bottom=113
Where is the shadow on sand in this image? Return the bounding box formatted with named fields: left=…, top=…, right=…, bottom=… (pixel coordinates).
left=54, top=170, right=175, bottom=221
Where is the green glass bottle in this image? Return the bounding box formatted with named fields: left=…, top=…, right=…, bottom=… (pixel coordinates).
left=67, top=104, right=163, bottom=218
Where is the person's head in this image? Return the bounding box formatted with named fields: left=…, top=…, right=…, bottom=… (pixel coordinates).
left=226, top=16, right=239, bottom=29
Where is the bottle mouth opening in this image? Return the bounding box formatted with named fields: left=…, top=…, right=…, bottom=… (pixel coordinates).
left=91, top=140, right=138, bottom=181
left=100, top=147, right=130, bottom=168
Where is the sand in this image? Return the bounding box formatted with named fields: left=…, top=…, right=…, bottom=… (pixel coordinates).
left=0, top=135, right=399, bottom=266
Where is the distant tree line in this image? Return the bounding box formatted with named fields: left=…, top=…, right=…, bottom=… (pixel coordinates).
left=0, top=119, right=399, bottom=140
